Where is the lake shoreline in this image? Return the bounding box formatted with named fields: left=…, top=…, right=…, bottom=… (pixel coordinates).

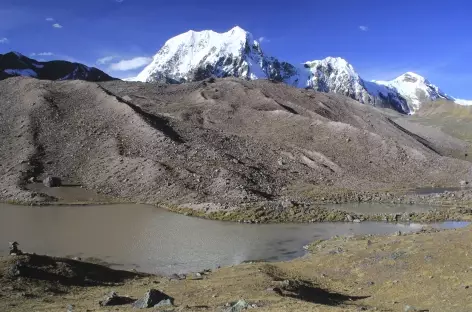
left=3, top=184, right=472, bottom=224
left=5, top=202, right=465, bottom=276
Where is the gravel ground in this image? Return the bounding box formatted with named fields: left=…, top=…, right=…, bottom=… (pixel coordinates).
left=0, top=77, right=471, bottom=209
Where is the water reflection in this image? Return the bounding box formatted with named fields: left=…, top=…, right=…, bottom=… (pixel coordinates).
left=0, top=203, right=468, bottom=275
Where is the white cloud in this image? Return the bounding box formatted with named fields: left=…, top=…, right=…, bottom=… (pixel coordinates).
left=52, top=23, right=63, bottom=29
left=97, top=55, right=117, bottom=65
left=31, top=52, right=54, bottom=56
left=109, top=56, right=152, bottom=71
left=258, top=36, right=270, bottom=43
left=359, top=26, right=369, bottom=31
left=0, top=37, right=8, bottom=44
left=45, top=17, right=54, bottom=22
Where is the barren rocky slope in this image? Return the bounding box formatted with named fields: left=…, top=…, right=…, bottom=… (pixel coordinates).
left=0, top=77, right=470, bottom=208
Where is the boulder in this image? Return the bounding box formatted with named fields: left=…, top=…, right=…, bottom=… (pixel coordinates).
left=9, top=241, right=22, bottom=255
left=224, top=300, right=249, bottom=312
left=132, top=289, right=174, bottom=309
left=8, top=242, right=23, bottom=256
left=154, top=299, right=173, bottom=308
left=43, top=176, right=62, bottom=187
left=99, top=291, right=134, bottom=306
left=169, top=273, right=186, bottom=280
left=7, top=261, right=22, bottom=278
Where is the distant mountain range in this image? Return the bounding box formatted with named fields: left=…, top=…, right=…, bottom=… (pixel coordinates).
left=0, top=52, right=114, bottom=82
left=131, top=26, right=471, bottom=114
left=1, top=27, right=471, bottom=113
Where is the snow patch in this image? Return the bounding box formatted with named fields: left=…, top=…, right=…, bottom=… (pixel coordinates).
left=59, top=67, right=79, bottom=80
left=4, top=68, right=38, bottom=77
left=12, top=52, right=24, bottom=58
left=455, top=99, right=472, bottom=106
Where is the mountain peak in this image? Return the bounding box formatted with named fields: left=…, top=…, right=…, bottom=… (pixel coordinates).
left=5, top=51, right=26, bottom=59
left=299, top=56, right=410, bottom=113
left=224, top=26, right=252, bottom=42
left=306, top=56, right=350, bottom=65
left=375, top=71, right=453, bottom=111
left=323, top=56, right=350, bottom=65
left=404, top=71, right=422, bottom=77
left=176, top=26, right=249, bottom=43
left=395, top=72, right=429, bottom=84
left=305, top=56, right=358, bottom=78
left=227, top=26, right=248, bottom=35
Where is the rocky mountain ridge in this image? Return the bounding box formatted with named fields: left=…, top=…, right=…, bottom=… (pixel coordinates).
left=0, top=52, right=115, bottom=82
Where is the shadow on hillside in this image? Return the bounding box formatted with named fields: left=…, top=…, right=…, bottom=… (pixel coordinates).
left=280, top=279, right=370, bottom=306
left=262, top=264, right=369, bottom=306
left=2, top=254, right=145, bottom=286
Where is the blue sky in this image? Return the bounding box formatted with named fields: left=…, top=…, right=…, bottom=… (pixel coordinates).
left=1, top=0, right=471, bottom=99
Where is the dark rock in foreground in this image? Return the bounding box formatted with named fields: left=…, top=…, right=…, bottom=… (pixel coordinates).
left=132, top=289, right=174, bottom=309
left=224, top=299, right=249, bottom=312
left=43, top=176, right=62, bottom=188
left=99, top=291, right=134, bottom=306
left=9, top=241, right=22, bottom=255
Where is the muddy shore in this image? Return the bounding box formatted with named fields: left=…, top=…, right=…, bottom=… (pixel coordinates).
left=5, top=182, right=472, bottom=224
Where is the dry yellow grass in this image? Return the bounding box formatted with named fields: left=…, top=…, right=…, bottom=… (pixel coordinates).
left=2, top=226, right=472, bottom=311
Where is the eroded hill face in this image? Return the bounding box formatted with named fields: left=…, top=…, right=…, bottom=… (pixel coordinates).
left=0, top=77, right=470, bottom=207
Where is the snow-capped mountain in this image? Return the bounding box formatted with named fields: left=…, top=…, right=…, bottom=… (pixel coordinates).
left=136, top=26, right=299, bottom=85
left=374, top=72, right=454, bottom=111
left=0, top=52, right=115, bottom=82
left=302, top=57, right=409, bottom=113
left=134, top=26, right=409, bottom=113
left=134, top=26, right=470, bottom=114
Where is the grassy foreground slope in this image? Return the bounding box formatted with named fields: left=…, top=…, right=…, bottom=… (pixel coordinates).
left=1, top=226, right=471, bottom=311
left=399, top=100, right=472, bottom=161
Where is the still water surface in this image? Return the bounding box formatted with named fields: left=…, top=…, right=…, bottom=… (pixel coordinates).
left=0, top=203, right=467, bottom=275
